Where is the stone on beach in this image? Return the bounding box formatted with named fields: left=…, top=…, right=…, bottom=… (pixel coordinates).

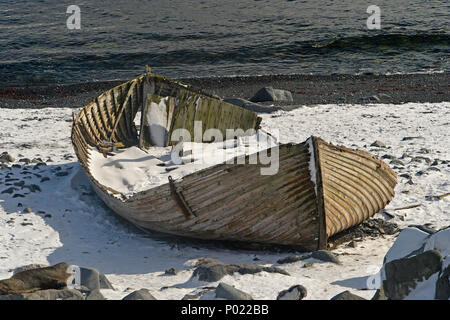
left=223, top=97, right=282, bottom=113
left=249, top=87, right=293, bottom=103
left=331, top=290, right=366, bottom=300
left=375, top=227, right=450, bottom=300
left=0, top=262, right=71, bottom=295
left=277, top=285, right=307, bottom=300
left=0, top=288, right=85, bottom=300
left=192, top=259, right=289, bottom=282
left=122, top=289, right=157, bottom=300
left=215, top=283, right=253, bottom=300
left=0, top=152, right=15, bottom=163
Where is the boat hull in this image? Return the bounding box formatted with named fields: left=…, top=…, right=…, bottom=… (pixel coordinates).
left=71, top=73, right=397, bottom=250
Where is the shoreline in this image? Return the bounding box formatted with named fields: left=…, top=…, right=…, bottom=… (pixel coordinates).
left=0, top=72, right=448, bottom=110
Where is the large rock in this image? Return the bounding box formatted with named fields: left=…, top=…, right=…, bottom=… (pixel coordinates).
left=215, top=283, right=253, bottom=300
left=122, top=289, right=157, bottom=300
left=223, top=98, right=282, bottom=113
left=13, top=264, right=49, bottom=275
left=0, top=262, right=71, bottom=295
left=277, top=285, right=307, bottom=300
left=383, top=250, right=443, bottom=300
left=311, top=250, right=341, bottom=264
left=435, top=263, right=450, bottom=300
left=79, top=267, right=114, bottom=291
left=0, top=152, right=15, bottom=163
left=249, top=87, right=293, bottom=103
left=192, top=260, right=289, bottom=282
left=331, top=291, right=366, bottom=300
left=0, top=288, right=84, bottom=300
left=86, top=289, right=106, bottom=300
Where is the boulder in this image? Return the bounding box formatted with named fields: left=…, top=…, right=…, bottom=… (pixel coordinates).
left=331, top=290, right=366, bottom=300
left=86, top=289, right=106, bottom=300
left=215, top=283, right=252, bottom=300
left=192, top=262, right=289, bottom=282
left=383, top=250, right=443, bottom=300
left=79, top=267, right=114, bottom=291
left=277, top=285, right=307, bottom=300
left=223, top=98, right=282, bottom=113
left=122, top=289, right=157, bottom=300
left=0, top=288, right=84, bottom=300
left=435, top=264, right=450, bottom=300
left=311, top=250, right=341, bottom=264
left=249, top=87, right=293, bottom=103
left=0, top=262, right=71, bottom=295
left=13, top=264, right=49, bottom=275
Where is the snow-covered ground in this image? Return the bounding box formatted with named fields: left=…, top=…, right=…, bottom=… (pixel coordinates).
left=0, top=102, right=448, bottom=300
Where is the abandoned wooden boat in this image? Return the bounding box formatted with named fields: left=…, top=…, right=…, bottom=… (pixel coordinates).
left=71, top=71, right=398, bottom=250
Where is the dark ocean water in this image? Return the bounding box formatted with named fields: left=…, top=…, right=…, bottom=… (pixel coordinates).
left=0, top=0, right=449, bottom=85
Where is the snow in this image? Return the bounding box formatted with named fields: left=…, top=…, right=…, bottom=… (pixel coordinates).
left=0, top=102, right=448, bottom=300
left=89, top=131, right=277, bottom=198
left=307, top=137, right=317, bottom=195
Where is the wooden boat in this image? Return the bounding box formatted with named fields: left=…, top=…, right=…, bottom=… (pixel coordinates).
left=71, top=71, right=397, bottom=251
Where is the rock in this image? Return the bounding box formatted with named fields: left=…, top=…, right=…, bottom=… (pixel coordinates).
left=0, top=288, right=84, bottom=300
left=402, top=136, right=423, bottom=141
left=435, top=264, right=450, bottom=300
left=418, top=148, right=431, bottom=154
left=122, top=289, right=157, bottom=300
left=215, top=283, right=253, bottom=300
left=371, top=286, right=388, bottom=300
left=249, top=87, right=293, bottom=103
left=19, top=158, right=31, bottom=164
left=370, top=140, right=386, bottom=148
left=79, top=267, right=101, bottom=291
left=0, top=152, right=15, bottom=163
left=390, top=159, right=404, bottom=166
left=40, top=177, right=50, bottom=183
left=165, top=268, right=180, bottom=276
left=411, top=156, right=432, bottom=164
left=23, top=184, right=41, bottom=193
left=193, top=264, right=229, bottom=282
left=381, top=154, right=396, bottom=160
left=311, top=250, right=341, bottom=264
left=408, top=224, right=437, bottom=235
left=193, top=258, right=224, bottom=267
left=0, top=262, right=71, bottom=295
left=192, top=262, right=289, bottom=282
left=223, top=97, right=282, bottom=113
left=277, top=285, right=307, bottom=300
left=99, top=273, right=114, bottom=290
left=23, top=207, right=32, bottom=213
left=347, top=241, right=357, bottom=248
left=277, top=254, right=311, bottom=264
left=399, top=173, right=412, bottom=179
left=1, top=187, right=17, bottom=194
left=182, top=287, right=215, bottom=300
left=383, top=250, right=443, bottom=300
left=331, top=290, right=366, bottom=300
left=13, top=264, right=49, bottom=275
left=303, top=262, right=314, bottom=268
left=86, top=289, right=106, bottom=300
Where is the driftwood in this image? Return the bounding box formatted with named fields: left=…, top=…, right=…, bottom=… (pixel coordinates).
left=394, top=204, right=422, bottom=211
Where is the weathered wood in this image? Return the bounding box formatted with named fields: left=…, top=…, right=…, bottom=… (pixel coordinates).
left=71, top=72, right=398, bottom=248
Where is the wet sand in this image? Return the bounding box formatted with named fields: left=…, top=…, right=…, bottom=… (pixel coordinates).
left=0, top=73, right=448, bottom=110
